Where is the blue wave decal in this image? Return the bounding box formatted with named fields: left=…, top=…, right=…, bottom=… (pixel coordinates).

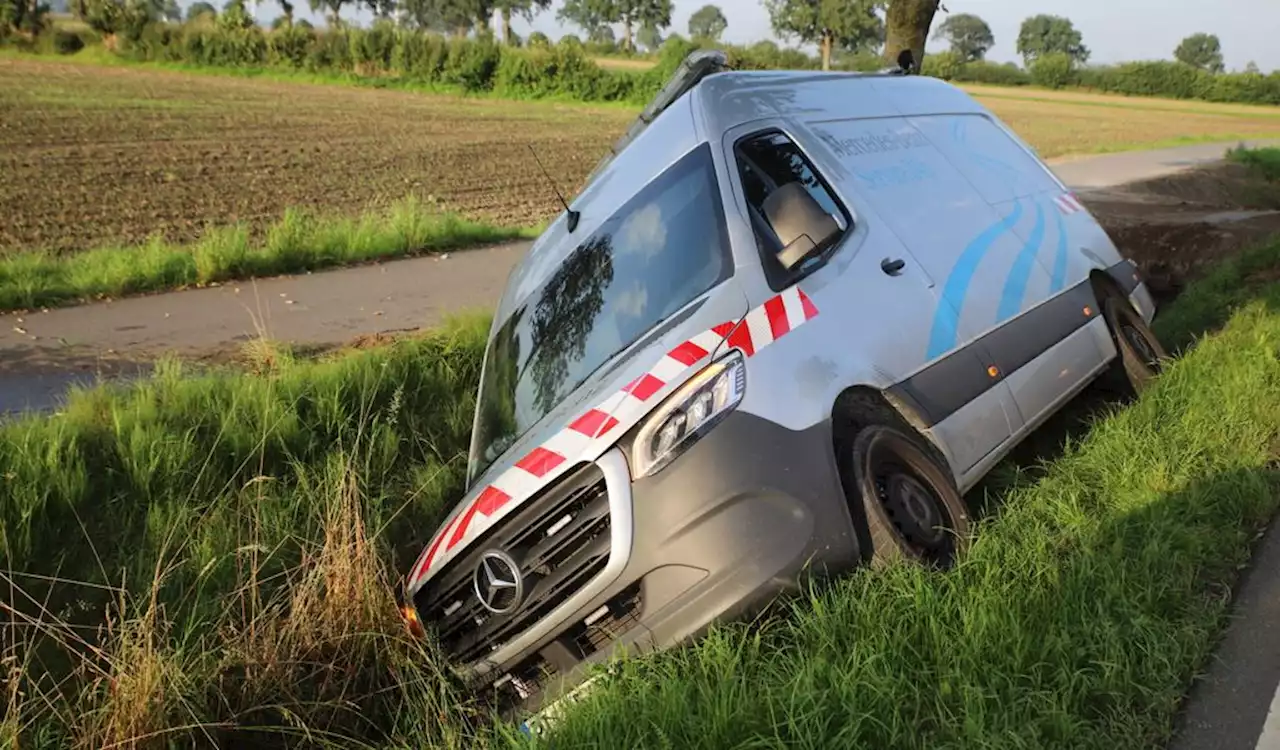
left=1050, top=203, right=1069, bottom=293
left=997, top=199, right=1047, bottom=322
left=927, top=200, right=1025, bottom=360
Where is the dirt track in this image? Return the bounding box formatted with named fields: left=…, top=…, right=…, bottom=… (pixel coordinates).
left=2, top=141, right=1279, bottom=414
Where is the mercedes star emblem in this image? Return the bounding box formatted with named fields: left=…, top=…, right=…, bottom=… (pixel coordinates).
left=474, top=549, right=523, bottom=615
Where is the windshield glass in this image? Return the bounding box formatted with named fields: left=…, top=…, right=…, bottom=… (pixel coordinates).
left=468, top=144, right=732, bottom=484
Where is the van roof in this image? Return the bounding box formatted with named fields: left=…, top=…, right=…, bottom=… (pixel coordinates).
left=495, top=63, right=987, bottom=326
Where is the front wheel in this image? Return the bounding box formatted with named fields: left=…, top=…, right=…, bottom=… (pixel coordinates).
left=847, top=425, right=970, bottom=568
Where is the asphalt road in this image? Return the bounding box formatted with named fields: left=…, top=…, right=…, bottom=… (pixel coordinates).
left=0, top=242, right=529, bottom=413
left=1169, top=517, right=1280, bottom=750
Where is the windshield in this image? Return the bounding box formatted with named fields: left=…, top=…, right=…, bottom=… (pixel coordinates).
left=468, top=144, right=732, bottom=484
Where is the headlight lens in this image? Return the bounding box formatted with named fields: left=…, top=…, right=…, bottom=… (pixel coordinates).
left=631, top=352, right=746, bottom=478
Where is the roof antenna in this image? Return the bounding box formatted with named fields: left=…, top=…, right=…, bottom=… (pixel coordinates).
left=528, top=144, right=580, bottom=233
left=897, top=48, right=916, bottom=75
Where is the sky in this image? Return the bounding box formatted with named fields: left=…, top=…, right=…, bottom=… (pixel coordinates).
left=279, top=0, right=1280, bottom=73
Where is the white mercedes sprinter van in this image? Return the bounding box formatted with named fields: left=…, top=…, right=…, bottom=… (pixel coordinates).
left=402, top=51, right=1165, bottom=728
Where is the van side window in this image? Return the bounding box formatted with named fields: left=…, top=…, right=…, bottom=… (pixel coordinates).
left=735, top=131, right=850, bottom=287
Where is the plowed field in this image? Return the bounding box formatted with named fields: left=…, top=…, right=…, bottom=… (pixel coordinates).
left=0, top=57, right=634, bottom=253
left=4, top=55, right=1280, bottom=254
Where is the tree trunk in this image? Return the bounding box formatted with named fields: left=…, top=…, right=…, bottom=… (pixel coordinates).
left=622, top=18, right=632, bottom=51
left=883, top=0, right=941, bottom=71
left=501, top=7, right=511, bottom=44
left=820, top=31, right=832, bottom=71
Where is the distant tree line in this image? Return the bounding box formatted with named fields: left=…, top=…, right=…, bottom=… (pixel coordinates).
left=4, top=0, right=1277, bottom=105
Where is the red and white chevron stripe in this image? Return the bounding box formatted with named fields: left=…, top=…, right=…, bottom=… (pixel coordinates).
left=1054, top=192, right=1085, bottom=215
left=406, top=285, right=819, bottom=591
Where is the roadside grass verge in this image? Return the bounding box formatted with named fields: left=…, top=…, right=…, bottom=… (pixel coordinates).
left=0, top=316, right=490, bottom=747
left=0, top=197, right=537, bottom=312
left=5, top=237, right=1280, bottom=747
left=1228, top=144, right=1280, bottom=182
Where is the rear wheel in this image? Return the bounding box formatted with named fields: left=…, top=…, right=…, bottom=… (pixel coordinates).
left=1098, top=290, right=1167, bottom=397
left=846, top=425, right=970, bottom=567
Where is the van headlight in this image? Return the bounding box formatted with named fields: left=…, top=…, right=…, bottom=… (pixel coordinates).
left=631, top=352, right=746, bottom=478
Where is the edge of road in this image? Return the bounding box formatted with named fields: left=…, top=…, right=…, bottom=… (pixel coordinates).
left=1168, top=514, right=1280, bottom=750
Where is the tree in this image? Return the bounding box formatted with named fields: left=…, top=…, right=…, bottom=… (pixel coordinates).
left=220, top=0, right=254, bottom=28
left=556, top=0, right=606, bottom=37
left=78, top=0, right=152, bottom=35
left=612, top=0, right=672, bottom=51
left=186, top=0, right=215, bottom=19
left=883, top=0, right=938, bottom=71
left=637, top=19, right=661, bottom=49
left=276, top=0, right=292, bottom=23
left=307, top=0, right=346, bottom=25
left=1016, top=14, right=1089, bottom=66
left=495, top=0, right=549, bottom=45
left=687, top=2, right=725, bottom=41
left=0, top=0, right=47, bottom=36
left=398, top=0, right=475, bottom=33
left=159, top=0, right=179, bottom=20
left=587, top=22, right=612, bottom=44
left=1246, top=60, right=1261, bottom=74
left=766, top=0, right=884, bottom=71
left=1174, top=32, right=1224, bottom=73
left=931, top=12, right=992, bottom=62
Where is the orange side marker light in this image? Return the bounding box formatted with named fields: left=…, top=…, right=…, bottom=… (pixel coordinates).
left=987, top=365, right=1000, bottom=378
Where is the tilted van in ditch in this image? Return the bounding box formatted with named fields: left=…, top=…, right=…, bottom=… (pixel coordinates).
left=402, top=51, right=1165, bottom=732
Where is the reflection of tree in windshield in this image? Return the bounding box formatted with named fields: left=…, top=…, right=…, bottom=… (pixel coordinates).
left=473, top=307, right=524, bottom=473
left=527, top=234, right=616, bottom=414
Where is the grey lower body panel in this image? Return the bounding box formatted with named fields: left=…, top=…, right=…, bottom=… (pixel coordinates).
left=475, top=411, right=860, bottom=719
left=887, top=270, right=1156, bottom=429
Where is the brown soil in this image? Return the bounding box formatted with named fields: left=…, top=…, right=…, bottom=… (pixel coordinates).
left=0, top=57, right=634, bottom=253
left=1084, top=162, right=1280, bottom=300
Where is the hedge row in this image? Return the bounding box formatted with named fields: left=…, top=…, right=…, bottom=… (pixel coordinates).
left=1078, top=60, right=1280, bottom=105
left=34, top=21, right=1280, bottom=107
left=104, top=20, right=694, bottom=104
left=922, top=50, right=1280, bottom=105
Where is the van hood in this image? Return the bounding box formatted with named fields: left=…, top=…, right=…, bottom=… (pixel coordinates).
left=405, top=283, right=750, bottom=594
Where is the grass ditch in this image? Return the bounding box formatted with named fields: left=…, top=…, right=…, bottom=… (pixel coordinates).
left=4, top=237, right=1280, bottom=746
left=0, top=317, right=490, bottom=747
left=0, top=196, right=537, bottom=312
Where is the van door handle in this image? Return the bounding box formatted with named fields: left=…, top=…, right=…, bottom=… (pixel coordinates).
left=881, top=258, right=906, bottom=276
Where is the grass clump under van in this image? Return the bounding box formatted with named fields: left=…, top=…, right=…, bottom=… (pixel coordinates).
left=6, top=239, right=1280, bottom=747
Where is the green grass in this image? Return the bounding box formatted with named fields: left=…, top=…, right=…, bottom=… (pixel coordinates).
left=1228, top=145, right=1280, bottom=181
left=6, top=236, right=1280, bottom=747
left=0, top=196, right=538, bottom=311
left=0, top=316, right=491, bottom=747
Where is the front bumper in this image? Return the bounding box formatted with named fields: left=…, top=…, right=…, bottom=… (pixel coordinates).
left=477, top=410, right=861, bottom=719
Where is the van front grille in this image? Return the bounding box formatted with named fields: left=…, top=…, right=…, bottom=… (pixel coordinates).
left=414, top=463, right=612, bottom=666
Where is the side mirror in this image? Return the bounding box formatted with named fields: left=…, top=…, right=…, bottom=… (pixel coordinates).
left=762, top=182, right=840, bottom=270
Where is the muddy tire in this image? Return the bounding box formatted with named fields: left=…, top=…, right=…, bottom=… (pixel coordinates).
left=1098, top=291, right=1167, bottom=397
left=845, top=425, right=970, bottom=568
